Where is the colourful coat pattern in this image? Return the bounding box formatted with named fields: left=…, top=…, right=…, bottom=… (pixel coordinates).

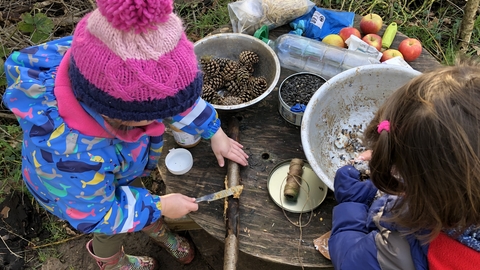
left=3, top=36, right=220, bottom=235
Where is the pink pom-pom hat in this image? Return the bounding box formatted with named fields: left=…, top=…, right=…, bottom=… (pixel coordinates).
left=68, top=0, right=202, bottom=121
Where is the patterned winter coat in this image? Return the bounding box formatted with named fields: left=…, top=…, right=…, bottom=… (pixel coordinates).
left=3, top=36, right=220, bottom=235
left=329, top=165, right=480, bottom=270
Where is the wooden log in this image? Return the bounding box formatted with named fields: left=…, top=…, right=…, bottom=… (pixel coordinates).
left=224, top=116, right=241, bottom=270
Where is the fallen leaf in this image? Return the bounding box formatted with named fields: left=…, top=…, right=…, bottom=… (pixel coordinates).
left=313, top=230, right=331, bottom=260
left=1, top=206, right=10, bottom=218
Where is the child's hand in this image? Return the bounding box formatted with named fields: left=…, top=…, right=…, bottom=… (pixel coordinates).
left=160, top=193, right=198, bottom=219
left=210, top=128, right=249, bottom=167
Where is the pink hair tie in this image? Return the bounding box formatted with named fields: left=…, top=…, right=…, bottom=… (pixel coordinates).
left=377, top=120, right=390, bottom=133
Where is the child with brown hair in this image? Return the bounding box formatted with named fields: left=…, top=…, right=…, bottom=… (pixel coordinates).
left=2, top=0, right=248, bottom=269
left=329, top=57, right=480, bottom=270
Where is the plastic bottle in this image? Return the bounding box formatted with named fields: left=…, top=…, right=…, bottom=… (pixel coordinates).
left=254, top=26, right=380, bottom=79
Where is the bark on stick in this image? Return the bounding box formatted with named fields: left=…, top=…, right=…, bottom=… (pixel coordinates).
left=224, top=116, right=241, bottom=270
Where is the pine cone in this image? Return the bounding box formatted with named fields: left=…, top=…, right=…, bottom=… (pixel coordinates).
left=249, top=76, right=268, bottom=97
left=239, top=50, right=259, bottom=65
left=200, top=55, right=213, bottom=64
left=201, top=84, right=220, bottom=103
left=225, top=80, right=243, bottom=97
left=212, top=57, right=230, bottom=69
left=221, top=60, right=239, bottom=81
left=204, top=74, right=224, bottom=90
left=240, top=62, right=254, bottom=74
left=238, top=90, right=252, bottom=103
left=220, top=96, right=243, bottom=106
left=236, top=66, right=250, bottom=86
left=201, top=59, right=220, bottom=77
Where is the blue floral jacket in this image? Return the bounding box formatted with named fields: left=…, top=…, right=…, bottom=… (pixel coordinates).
left=3, top=36, right=220, bottom=234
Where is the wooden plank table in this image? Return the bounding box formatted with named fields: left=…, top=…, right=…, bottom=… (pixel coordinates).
left=158, top=19, right=441, bottom=269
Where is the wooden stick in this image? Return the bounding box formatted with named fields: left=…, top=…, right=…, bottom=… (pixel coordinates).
left=224, top=116, right=241, bottom=270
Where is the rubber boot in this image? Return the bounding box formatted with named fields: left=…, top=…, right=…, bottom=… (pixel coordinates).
left=143, top=218, right=195, bottom=264
left=86, top=239, right=158, bottom=270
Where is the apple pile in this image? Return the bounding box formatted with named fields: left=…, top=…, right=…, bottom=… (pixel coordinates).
left=321, top=13, right=423, bottom=63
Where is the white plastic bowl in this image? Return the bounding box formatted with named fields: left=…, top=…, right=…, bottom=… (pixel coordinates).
left=301, top=64, right=421, bottom=191
left=165, top=148, right=193, bottom=175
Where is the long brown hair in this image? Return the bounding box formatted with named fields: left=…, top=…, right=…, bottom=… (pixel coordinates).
left=364, top=57, right=480, bottom=242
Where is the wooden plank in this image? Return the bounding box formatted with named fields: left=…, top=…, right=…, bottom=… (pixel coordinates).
left=159, top=89, right=336, bottom=267
left=164, top=215, right=202, bottom=231
left=161, top=17, right=441, bottom=268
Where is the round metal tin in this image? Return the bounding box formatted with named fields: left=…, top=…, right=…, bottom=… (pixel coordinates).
left=278, top=72, right=327, bottom=126
left=267, top=160, right=328, bottom=213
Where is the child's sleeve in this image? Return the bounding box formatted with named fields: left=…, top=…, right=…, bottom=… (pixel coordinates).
left=168, top=97, right=220, bottom=139
left=328, top=165, right=381, bottom=269
left=334, top=165, right=378, bottom=204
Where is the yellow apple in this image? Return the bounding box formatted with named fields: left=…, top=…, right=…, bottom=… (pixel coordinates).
left=381, top=49, right=403, bottom=62
left=322, top=34, right=346, bottom=48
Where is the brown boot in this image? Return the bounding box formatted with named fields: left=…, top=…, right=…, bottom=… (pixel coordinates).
left=86, top=239, right=158, bottom=270
left=143, top=218, right=195, bottom=264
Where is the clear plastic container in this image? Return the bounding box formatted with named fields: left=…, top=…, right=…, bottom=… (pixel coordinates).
left=255, top=26, right=380, bottom=79
left=169, top=125, right=201, bottom=148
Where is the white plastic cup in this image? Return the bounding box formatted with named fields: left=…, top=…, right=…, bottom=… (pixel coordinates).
left=165, top=148, right=193, bottom=175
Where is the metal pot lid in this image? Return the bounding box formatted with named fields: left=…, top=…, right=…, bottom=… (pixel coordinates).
left=267, top=160, right=328, bottom=213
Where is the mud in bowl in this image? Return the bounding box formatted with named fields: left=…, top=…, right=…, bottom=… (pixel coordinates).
left=278, top=72, right=327, bottom=126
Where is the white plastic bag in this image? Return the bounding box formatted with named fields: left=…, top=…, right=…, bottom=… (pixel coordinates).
left=228, top=0, right=315, bottom=35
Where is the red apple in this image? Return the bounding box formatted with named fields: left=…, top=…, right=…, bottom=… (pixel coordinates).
left=322, top=34, right=346, bottom=48
left=362, top=33, right=382, bottom=51
left=359, top=13, right=383, bottom=34
left=380, top=49, right=403, bottom=62
left=398, top=38, right=422, bottom=62
left=339, top=27, right=362, bottom=44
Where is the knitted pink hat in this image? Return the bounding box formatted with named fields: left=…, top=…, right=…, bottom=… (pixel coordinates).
left=69, top=0, right=202, bottom=121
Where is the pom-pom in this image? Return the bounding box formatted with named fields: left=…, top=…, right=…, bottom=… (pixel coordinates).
left=97, top=0, right=173, bottom=33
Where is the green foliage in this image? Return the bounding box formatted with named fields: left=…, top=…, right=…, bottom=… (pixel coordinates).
left=36, top=248, right=60, bottom=263
left=175, top=0, right=231, bottom=41
left=0, top=124, right=24, bottom=202
left=43, top=219, right=71, bottom=242
left=0, top=58, right=5, bottom=88
left=18, top=12, right=54, bottom=44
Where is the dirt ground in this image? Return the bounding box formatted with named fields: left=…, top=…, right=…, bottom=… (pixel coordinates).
left=0, top=177, right=323, bottom=270
left=0, top=188, right=215, bottom=270
left=38, top=229, right=322, bottom=270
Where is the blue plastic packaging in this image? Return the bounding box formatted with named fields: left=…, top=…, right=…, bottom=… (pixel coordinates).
left=289, top=7, right=355, bottom=40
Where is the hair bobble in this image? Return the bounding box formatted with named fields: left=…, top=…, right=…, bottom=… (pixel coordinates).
left=377, top=120, right=390, bottom=133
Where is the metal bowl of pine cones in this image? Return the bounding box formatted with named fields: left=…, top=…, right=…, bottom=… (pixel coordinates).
left=194, top=33, right=281, bottom=110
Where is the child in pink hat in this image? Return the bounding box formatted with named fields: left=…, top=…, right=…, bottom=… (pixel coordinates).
left=3, top=0, right=248, bottom=268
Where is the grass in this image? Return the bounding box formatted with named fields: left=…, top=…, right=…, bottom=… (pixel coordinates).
left=0, top=0, right=477, bottom=267
left=0, top=124, right=24, bottom=203
left=175, top=0, right=232, bottom=41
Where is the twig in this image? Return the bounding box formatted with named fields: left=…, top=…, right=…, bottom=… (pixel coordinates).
left=0, top=225, right=35, bottom=248
left=31, top=234, right=84, bottom=250
left=87, top=0, right=97, bottom=10
left=0, top=234, right=22, bottom=258
left=51, top=17, right=82, bottom=27
left=0, top=126, right=12, bottom=138
left=0, top=112, right=17, bottom=121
